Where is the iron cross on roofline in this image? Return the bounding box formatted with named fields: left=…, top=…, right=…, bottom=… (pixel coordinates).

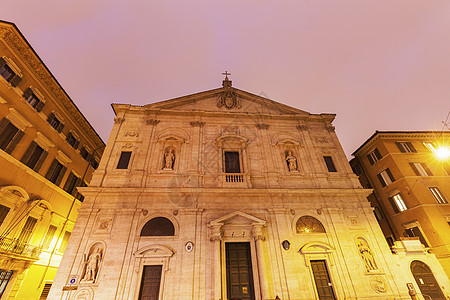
left=222, top=71, right=231, bottom=80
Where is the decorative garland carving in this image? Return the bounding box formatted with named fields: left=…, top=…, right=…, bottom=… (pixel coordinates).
left=190, top=121, right=205, bottom=127
left=255, top=123, right=269, bottom=130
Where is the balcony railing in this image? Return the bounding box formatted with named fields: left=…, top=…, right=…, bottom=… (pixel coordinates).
left=225, top=173, right=244, bottom=183
left=0, top=237, right=42, bottom=259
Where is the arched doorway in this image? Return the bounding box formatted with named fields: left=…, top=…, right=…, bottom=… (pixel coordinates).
left=410, top=261, right=445, bottom=299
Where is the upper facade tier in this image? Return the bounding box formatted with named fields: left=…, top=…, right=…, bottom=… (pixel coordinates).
left=92, top=83, right=360, bottom=190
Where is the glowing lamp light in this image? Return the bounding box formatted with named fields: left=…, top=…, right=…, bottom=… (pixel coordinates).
left=435, top=146, right=450, bottom=160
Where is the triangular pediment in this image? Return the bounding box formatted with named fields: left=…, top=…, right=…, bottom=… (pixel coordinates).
left=142, top=87, right=310, bottom=116
left=209, top=211, right=266, bottom=226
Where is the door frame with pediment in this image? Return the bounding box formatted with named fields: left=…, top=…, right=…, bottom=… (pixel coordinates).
left=208, top=211, right=267, bottom=300
left=131, top=245, right=174, bottom=300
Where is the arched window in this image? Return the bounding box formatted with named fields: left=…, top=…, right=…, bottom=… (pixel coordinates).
left=296, top=216, right=326, bottom=233
left=141, top=217, right=175, bottom=236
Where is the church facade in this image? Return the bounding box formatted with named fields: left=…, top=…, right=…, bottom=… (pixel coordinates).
left=49, top=78, right=450, bottom=299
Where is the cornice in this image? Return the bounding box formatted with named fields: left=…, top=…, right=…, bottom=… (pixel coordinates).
left=0, top=22, right=104, bottom=149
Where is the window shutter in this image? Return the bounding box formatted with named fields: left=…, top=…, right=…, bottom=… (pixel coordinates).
left=73, top=140, right=80, bottom=150
left=36, top=101, right=45, bottom=112
left=407, top=142, right=416, bottom=153
left=45, top=159, right=58, bottom=180
left=66, top=132, right=72, bottom=141
left=47, top=113, right=55, bottom=123
left=73, top=177, right=82, bottom=196
left=386, top=168, right=395, bottom=182
left=0, top=118, right=10, bottom=135
left=4, top=130, right=24, bottom=154
left=377, top=173, right=386, bottom=187
left=421, top=163, right=433, bottom=176
left=374, top=148, right=382, bottom=160
left=63, top=172, right=75, bottom=191
left=0, top=57, right=6, bottom=69
left=56, top=122, right=64, bottom=133
left=367, top=154, right=374, bottom=165
left=388, top=197, right=399, bottom=213
left=21, top=142, right=38, bottom=164
left=395, top=142, right=405, bottom=152
left=410, top=163, right=420, bottom=176
left=34, top=150, right=48, bottom=172
left=9, top=75, right=22, bottom=87
left=55, top=165, right=67, bottom=186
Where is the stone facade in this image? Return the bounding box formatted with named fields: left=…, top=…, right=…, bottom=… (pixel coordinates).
left=0, top=21, right=104, bottom=299
left=351, top=131, right=450, bottom=280
left=50, top=79, right=450, bottom=299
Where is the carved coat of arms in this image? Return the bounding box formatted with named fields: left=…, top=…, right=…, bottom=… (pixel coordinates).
left=217, top=87, right=241, bottom=109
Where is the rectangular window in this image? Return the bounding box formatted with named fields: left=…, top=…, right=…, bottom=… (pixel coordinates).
left=386, top=236, right=395, bottom=247
left=0, top=270, right=14, bottom=298
left=423, top=142, right=436, bottom=152
left=373, top=206, right=384, bottom=222
left=58, top=231, right=71, bottom=253
left=63, top=172, right=81, bottom=196
left=23, top=88, right=45, bottom=112
left=45, top=159, right=67, bottom=185
left=429, top=187, right=447, bottom=204
left=410, top=162, right=433, bottom=176
left=396, top=142, right=416, bottom=153
left=0, top=118, right=24, bottom=155
left=117, top=151, right=132, bottom=169
left=404, top=226, right=428, bottom=247
left=388, top=194, right=407, bottom=213
left=66, top=132, right=80, bottom=149
left=323, top=156, right=337, bottom=172
left=367, top=148, right=382, bottom=165
left=91, top=159, right=99, bottom=170
left=377, top=168, right=395, bottom=187
left=47, top=113, right=64, bottom=133
left=17, top=217, right=37, bottom=246
left=41, top=225, right=57, bottom=250
left=80, top=147, right=90, bottom=160
left=224, top=151, right=240, bottom=173
left=21, top=142, right=47, bottom=171
left=39, top=283, right=52, bottom=300
left=0, top=205, right=10, bottom=227
left=0, top=57, right=22, bottom=87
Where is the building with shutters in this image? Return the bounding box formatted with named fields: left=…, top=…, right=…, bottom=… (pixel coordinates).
left=350, top=131, right=450, bottom=280
left=50, top=76, right=450, bottom=299
left=0, top=20, right=104, bottom=299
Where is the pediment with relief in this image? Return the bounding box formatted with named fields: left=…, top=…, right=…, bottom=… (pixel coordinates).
left=209, top=211, right=266, bottom=227
left=143, top=87, right=310, bottom=116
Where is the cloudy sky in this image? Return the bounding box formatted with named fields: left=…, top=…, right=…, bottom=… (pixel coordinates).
left=2, top=1, right=449, bottom=158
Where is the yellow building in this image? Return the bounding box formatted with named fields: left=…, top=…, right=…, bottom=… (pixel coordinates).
left=351, top=131, right=450, bottom=279
left=0, top=20, right=104, bottom=299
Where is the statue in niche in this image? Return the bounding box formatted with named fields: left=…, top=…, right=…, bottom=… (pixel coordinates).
left=285, top=151, right=298, bottom=171
left=81, top=247, right=103, bottom=283
left=357, top=238, right=378, bottom=271
left=164, top=149, right=175, bottom=170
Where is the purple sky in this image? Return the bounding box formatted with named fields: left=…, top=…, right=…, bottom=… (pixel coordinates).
left=3, top=1, right=449, bottom=158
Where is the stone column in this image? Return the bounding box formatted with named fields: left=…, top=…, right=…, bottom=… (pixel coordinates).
left=210, top=225, right=223, bottom=300
left=253, top=225, right=269, bottom=299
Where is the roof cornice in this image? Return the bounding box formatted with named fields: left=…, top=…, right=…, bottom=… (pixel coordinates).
left=0, top=20, right=105, bottom=149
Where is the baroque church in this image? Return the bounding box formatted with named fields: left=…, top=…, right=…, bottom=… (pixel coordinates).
left=49, top=76, right=450, bottom=300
